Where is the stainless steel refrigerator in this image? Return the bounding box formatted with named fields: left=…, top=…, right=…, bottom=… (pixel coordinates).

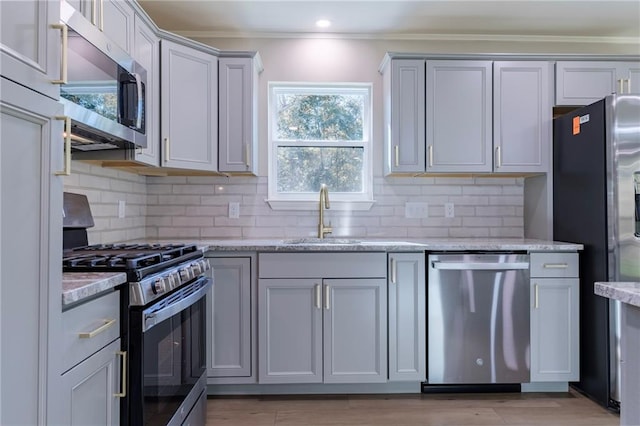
left=553, top=94, right=640, bottom=410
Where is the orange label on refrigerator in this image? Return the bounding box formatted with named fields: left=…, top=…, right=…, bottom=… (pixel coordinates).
left=572, top=116, right=580, bottom=135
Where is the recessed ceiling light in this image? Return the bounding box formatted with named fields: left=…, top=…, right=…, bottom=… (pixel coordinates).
left=315, top=19, right=331, bottom=29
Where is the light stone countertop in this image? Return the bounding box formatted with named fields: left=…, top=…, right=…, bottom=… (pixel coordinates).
left=595, top=282, right=640, bottom=308
left=62, top=272, right=127, bottom=307
left=191, top=237, right=583, bottom=253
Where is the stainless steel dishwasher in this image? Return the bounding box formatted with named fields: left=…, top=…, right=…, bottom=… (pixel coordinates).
left=427, top=253, right=530, bottom=385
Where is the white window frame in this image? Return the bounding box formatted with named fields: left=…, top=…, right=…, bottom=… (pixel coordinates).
left=266, top=82, right=375, bottom=211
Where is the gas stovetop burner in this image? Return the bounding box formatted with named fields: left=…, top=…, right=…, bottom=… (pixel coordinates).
left=63, top=243, right=203, bottom=282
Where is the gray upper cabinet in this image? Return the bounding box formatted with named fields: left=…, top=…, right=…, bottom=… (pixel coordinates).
left=0, top=0, right=61, bottom=100
left=382, top=59, right=426, bottom=174
left=387, top=253, right=426, bottom=382
left=556, top=61, right=640, bottom=106
left=426, top=60, right=493, bottom=173
left=493, top=61, right=552, bottom=173
left=132, top=13, right=159, bottom=166
left=1, top=77, right=64, bottom=425
left=160, top=39, right=218, bottom=171
left=207, top=256, right=253, bottom=381
left=101, top=0, right=134, bottom=54
left=218, top=55, right=261, bottom=174
left=64, top=0, right=134, bottom=54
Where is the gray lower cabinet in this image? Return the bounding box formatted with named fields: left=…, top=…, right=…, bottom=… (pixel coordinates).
left=388, top=253, right=426, bottom=382
left=160, top=39, right=218, bottom=171
left=258, top=277, right=387, bottom=384
left=60, top=290, right=122, bottom=425
left=1, top=77, right=64, bottom=425
left=207, top=256, right=254, bottom=382
left=258, top=252, right=387, bottom=384
left=60, top=339, right=122, bottom=425
left=556, top=61, right=640, bottom=106
left=529, top=252, right=580, bottom=382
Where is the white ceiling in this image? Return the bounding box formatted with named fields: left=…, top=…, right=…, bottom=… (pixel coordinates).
left=137, top=0, right=640, bottom=42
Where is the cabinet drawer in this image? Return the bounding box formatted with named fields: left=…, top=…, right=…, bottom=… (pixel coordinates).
left=258, top=252, right=387, bottom=278
left=530, top=252, right=578, bottom=278
left=62, top=291, right=120, bottom=373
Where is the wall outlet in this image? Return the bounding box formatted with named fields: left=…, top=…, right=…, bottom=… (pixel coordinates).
left=444, top=202, right=455, bottom=218
left=118, top=200, right=126, bottom=218
left=228, top=202, right=240, bottom=219
left=405, top=202, right=429, bottom=218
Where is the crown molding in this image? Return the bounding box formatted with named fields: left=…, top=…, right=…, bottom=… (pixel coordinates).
left=171, top=30, right=640, bottom=45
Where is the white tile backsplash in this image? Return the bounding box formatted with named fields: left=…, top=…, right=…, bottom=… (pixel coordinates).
left=65, top=162, right=526, bottom=242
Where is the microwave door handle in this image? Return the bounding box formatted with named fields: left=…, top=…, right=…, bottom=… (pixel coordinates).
left=133, top=73, right=143, bottom=130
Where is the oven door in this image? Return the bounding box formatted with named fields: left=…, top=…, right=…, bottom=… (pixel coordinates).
left=131, top=276, right=211, bottom=426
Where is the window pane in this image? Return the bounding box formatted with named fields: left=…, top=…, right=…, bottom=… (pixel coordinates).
left=277, top=147, right=364, bottom=193
left=275, top=93, right=364, bottom=141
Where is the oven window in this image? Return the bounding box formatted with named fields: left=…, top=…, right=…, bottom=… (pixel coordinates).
left=142, top=295, right=206, bottom=425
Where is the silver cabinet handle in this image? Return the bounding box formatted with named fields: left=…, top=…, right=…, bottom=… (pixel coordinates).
left=432, top=261, right=529, bottom=270
left=245, top=143, right=251, bottom=169
left=428, top=145, right=433, bottom=168
left=324, top=284, right=330, bottom=310
left=51, top=24, right=68, bottom=84
left=394, top=145, right=399, bottom=167
left=54, top=116, right=71, bottom=176
left=164, top=138, right=169, bottom=163
left=79, top=318, right=116, bottom=338
left=390, top=258, right=397, bottom=284
left=543, top=263, right=568, bottom=269
left=495, top=146, right=502, bottom=168
left=619, top=79, right=624, bottom=94
left=534, top=283, right=539, bottom=309
left=99, top=0, right=104, bottom=31
left=314, top=284, right=321, bottom=309
left=114, top=350, right=127, bottom=398
left=626, top=78, right=632, bottom=93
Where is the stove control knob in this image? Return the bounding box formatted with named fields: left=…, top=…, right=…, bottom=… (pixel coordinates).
left=170, top=271, right=180, bottom=286
left=180, top=268, right=191, bottom=281
left=166, top=273, right=177, bottom=289
left=192, top=262, right=202, bottom=276
left=202, top=259, right=211, bottom=272
left=152, top=278, right=166, bottom=295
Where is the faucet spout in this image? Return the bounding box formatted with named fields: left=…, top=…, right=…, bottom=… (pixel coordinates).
left=318, top=184, right=332, bottom=239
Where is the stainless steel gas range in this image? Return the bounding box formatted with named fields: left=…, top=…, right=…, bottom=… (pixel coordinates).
left=63, top=242, right=212, bottom=426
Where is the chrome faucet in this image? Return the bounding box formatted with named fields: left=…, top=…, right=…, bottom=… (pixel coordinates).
left=318, top=184, right=332, bottom=239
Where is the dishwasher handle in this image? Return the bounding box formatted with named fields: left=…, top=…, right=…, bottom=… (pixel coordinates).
left=431, top=261, right=529, bottom=271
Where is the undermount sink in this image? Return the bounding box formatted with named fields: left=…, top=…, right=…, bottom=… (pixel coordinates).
left=281, top=238, right=362, bottom=245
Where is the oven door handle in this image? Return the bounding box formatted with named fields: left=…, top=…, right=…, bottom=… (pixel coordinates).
left=143, top=277, right=211, bottom=332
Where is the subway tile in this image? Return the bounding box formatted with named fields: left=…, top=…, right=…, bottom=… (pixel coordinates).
left=173, top=216, right=215, bottom=227
left=449, top=227, right=490, bottom=238
left=200, top=227, right=243, bottom=238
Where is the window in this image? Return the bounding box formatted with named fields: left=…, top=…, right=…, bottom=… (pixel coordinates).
left=267, top=83, right=374, bottom=210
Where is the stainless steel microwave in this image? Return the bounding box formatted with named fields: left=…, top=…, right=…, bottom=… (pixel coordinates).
left=60, top=1, right=147, bottom=152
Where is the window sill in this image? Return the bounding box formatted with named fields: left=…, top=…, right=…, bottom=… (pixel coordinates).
left=265, top=199, right=376, bottom=211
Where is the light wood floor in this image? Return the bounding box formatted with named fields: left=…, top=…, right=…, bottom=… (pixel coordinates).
left=206, top=388, right=619, bottom=425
